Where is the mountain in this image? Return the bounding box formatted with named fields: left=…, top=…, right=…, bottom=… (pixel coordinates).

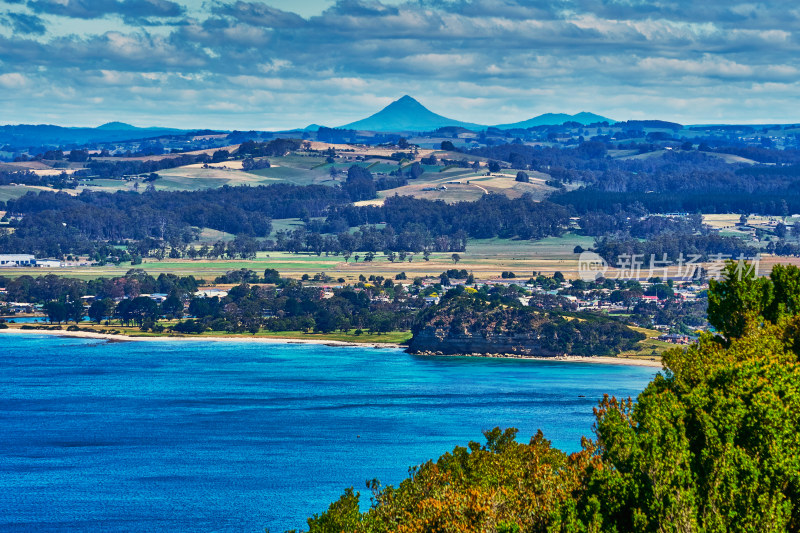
left=96, top=121, right=140, bottom=130
left=0, top=123, right=187, bottom=150
left=493, top=112, right=614, bottom=129
left=339, top=95, right=483, bottom=132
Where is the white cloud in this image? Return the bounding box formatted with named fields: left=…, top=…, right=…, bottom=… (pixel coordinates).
left=0, top=0, right=798, bottom=126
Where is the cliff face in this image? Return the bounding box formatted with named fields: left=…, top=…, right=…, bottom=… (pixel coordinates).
left=408, top=295, right=645, bottom=357
left=408, top=326, right=562, bottom=356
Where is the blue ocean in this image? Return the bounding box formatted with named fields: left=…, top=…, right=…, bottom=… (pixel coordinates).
left=0, top=332, right=657, bottom=532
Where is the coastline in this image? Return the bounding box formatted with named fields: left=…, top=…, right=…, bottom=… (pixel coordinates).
left=413, top=351, right=663, bottom=368
left=0, top=326, right=403, bottom=349
left=0, top=327, right=663, bottom=367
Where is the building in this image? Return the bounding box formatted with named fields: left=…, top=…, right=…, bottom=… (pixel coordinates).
left=35, top=259, right=63, bottom=268
left=141, top=293, right=169, bottom=303
left=194, top=288, right=229, bottom=299
left=0, top=254, right=35, bottom=267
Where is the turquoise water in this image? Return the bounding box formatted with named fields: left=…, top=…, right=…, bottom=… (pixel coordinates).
left=0, top=332, right=658, bottom=532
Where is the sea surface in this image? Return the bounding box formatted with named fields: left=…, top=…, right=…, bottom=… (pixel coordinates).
left=0, top=332, right=658, bottom=532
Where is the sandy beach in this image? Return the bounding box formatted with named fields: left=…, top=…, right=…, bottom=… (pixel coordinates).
left=0, top=326, right=403, bottom=350
left=1, top=327, right=664, bottom=367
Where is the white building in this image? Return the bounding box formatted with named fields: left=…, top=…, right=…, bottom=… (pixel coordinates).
left=194, top=288, right=229, bottom=299
left=35, top=259, right=63, bottom=268
left=0, top=254, right=35, bottom=267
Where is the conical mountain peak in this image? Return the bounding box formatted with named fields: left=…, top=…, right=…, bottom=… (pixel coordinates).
left=339, top=96, right=482, bottom=132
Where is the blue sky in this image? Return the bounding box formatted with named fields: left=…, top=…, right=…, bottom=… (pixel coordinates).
left=0, top=0, right=798, bottom=129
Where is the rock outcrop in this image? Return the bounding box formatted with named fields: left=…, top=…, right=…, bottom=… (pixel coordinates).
left=408, top=294, right=645, bottom=357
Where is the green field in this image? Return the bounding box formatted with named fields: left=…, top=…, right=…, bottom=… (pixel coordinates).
left=0, top=186, right=32, bottom=202
left=2, top=234, right=598, bottom=282
left=196, top=228, right=236, bottom=244
left=465, top=234, right=595, bottom=260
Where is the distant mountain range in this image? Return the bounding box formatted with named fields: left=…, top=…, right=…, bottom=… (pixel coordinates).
left=493, top=112, right=613, bottom=129
left=336, top=96, right=614, bottom=132
left=0, top=97, right=620, bottom=151
left=0, top=123, right=187, bottom=150
left=95, top=121, right=177, bottom=131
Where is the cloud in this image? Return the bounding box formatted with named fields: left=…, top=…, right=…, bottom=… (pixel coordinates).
left=0, top=72, right=30, bottom=89
left=211, top=1, right=307, bottom=28
left=28, top=0, right=185, bottom=22
left=327, top=0, right=401, bottom=17
left=1, top=0, right=800, bottom=127
left=1, top=11, right=47, bottom=34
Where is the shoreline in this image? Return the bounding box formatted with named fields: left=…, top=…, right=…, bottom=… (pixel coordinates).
left=1, top=327, right=663, bottom=367
left=412, top=351, right=662, bottom=368
left=0, top=326, right=403, bottom=350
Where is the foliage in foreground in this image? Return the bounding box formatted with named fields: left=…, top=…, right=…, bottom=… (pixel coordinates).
left=303, top=264, right=800, bottom=532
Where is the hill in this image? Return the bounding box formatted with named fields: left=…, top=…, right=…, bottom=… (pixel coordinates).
left=96, top=121, right=141, bottom=131
left=409, top=292, right=644, bottom=356
left=0, top=123, right=187, bottom=149
left=493, top=111, right=614, bottom=129
left=339, top=95, right=484, bottom=132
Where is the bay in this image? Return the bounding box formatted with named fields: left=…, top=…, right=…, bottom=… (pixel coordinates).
left=0, top=332, right=657, bottom=532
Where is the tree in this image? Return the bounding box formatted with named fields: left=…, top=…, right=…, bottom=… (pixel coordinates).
left=160, top=295, right=184, bottom=319
left=515, top=171, right=529, bottom=183
left=88, top=298, right=115, bottom=324
left=488, top=160, right=501, bottom=173
left=116, top=296, right=159, bottom=326
left=65, top=299, right=84, bottom=323
left=583, top=321, right=800, bottom=532
left=707, top=261, right=773, bottom=339
left=344, top=165, right=376, bottom=201
left=451, top=253, right=460, bottom=264
left=44, top=301, right=68, bottom=324
left=405, top=162, right=424, bottom=179
left=440, top=140, right=456, bottom=151
left=263, top=268, right=281, bottom=283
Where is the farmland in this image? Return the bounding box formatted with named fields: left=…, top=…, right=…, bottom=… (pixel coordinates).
left=6, top=230, right=796, bottom=283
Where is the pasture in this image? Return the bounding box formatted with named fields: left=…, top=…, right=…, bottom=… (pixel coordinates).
left=1, top=234, right=595, bottom=282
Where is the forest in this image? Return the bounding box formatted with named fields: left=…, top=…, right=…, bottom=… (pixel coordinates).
left=5, top=139, right=800, bottom=262
left=0, top=181, right=572, bottom=258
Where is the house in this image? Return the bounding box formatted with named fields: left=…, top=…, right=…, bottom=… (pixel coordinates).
left=659, top=333, right=692, bottom=345
left=0, top=254, right=35, bottom=267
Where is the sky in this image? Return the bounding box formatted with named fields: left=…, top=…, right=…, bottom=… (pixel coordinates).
left=0, top=0, right=798, bottom=129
